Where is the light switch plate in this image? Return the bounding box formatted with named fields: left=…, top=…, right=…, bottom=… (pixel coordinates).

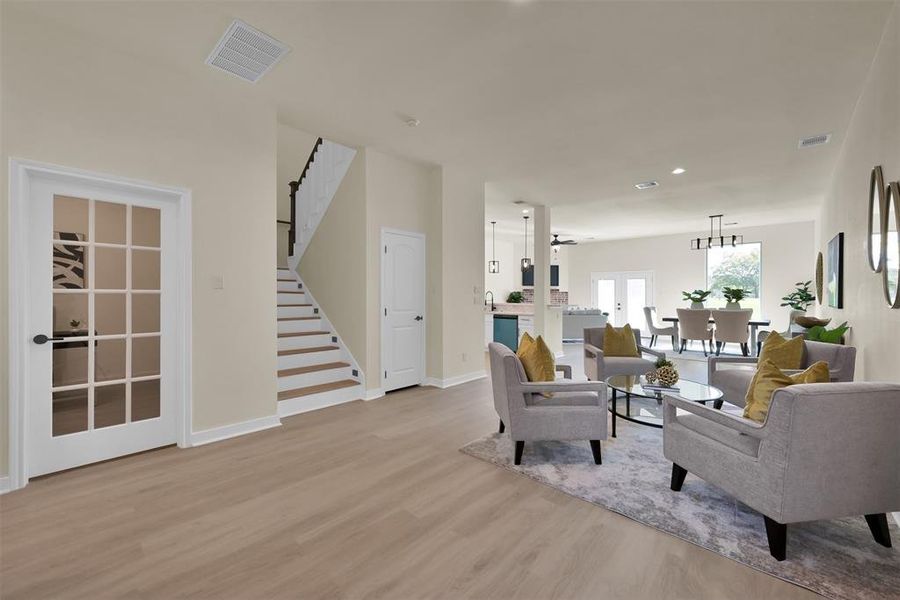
left=212, top=275, right=225, bottom=289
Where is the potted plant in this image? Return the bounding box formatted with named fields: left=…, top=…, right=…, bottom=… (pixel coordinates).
left=506, top=291, right=524, bottom=303
left=806, top=321, right=849, bottom=344
left=69, top=319, right=82, bottom=332
left=722, top=287, right=747, bottom=310
left=780, top=281, right=815, bottom=313
left=682, top=289, right=711, bottom=309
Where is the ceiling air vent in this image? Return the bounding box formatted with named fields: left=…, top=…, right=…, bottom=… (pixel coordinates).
left=798, top=133, right=831, bottom=149
left=512, top=200, right=527, bottom=205
left=634, top=180, right=659, bottom=190
left=206, top=20, right=289, bottom=83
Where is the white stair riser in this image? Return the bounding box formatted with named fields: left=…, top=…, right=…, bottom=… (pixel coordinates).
left=278, top=366, right=353, bottom=391
left=277, top=319, right=323, bottom=333
left=277, top=306, right=317, bottom=318
left=277, top=292, right=307, bottom=304
left=277, top=385, right=363, bottom=418
left=276, top=268, right=293, bottom=277
left=278, top=334, right=334, bottom=351
left=277, top=280, right=302, bottom=292
left=278, top=349, right=342, bottom=370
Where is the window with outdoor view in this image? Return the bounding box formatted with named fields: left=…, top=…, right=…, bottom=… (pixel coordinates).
left=706, top=243, right=761, bottom=316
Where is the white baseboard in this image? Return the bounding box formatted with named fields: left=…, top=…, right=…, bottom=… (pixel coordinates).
left=365, top=387, right=385, bottom=401
left=0, top=476, right=10, bottom=495
left=423, top=370, right=486, bottom=389
left=190, top=414, right=281, bottom=447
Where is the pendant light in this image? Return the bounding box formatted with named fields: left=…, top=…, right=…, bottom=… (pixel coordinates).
left=488, top=221, right=500, bottom=273
left=521, top=215, right=532, bottom=272
left=691, top=214, right=744, bottom=250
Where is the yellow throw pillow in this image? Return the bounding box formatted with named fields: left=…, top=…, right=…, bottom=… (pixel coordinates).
left=517, top=334, right=555, bottom=384
left=743, top=359, right=829, bottom=423
left=603, top=323, right=639, bottom=357
left=758, top=331, right=804, bottom=370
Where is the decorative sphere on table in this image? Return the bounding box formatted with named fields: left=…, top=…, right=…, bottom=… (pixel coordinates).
left=651, top=357, right=679, bottom=387
left=644, top=370, right=658, bottom=384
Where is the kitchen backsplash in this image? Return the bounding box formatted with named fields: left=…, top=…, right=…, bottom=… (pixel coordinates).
left=522, top=289, right=569, bottom=305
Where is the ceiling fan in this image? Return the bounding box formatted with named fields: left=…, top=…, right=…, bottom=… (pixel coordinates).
left=551, top=234, right=577, bottom=246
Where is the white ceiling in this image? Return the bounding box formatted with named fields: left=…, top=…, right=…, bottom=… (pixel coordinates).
left=12, top=1, right=894, bottom=241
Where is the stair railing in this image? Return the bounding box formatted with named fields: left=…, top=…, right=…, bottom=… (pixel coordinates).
left=288, top=137, right=323, bottom=256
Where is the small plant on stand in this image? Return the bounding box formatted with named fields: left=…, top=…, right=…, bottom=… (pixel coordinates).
left=69, top=319, right=82, bottom=331
left=780, top=281, right=815, bottom=312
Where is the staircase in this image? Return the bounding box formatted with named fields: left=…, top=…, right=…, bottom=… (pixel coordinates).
left=276, top=268, right=362, bottom=416
left=276, top=137, right=362, bottom=417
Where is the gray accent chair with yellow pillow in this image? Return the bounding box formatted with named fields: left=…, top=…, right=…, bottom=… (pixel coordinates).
left=489, top=343, right=607, bottom=465
left=663, top=382, right=900, bottom=560
left=583, top=327, right=665, bottom=382
left=708, top=340, right=856, bottom=409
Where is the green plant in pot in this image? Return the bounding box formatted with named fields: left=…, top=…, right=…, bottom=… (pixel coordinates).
left=69, top=319, right=82, bottom=331
left=722, top=287, right=748, bottom=310
left=506, top=291, right=524, bottom=303
left=682, top=289, right=711, bottom=309
left=780, top=281, right=815, bottom=313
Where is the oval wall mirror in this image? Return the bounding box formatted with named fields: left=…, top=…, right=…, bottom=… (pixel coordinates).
left=884, top=181, right=900, bottom=308
left=868, top=165, right=886, bottom=272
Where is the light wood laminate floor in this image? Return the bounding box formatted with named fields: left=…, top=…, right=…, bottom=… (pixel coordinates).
left=1, top=372, right=815, bottom=599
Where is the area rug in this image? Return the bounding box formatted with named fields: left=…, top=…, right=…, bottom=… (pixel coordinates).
left=460, top=422, right=900, bottom=600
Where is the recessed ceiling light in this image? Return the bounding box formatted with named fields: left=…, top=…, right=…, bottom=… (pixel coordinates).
left=522, top=209, right=529, bottom=213
left=671, top=167, right=686, bottom=175
left=634, top=180, right=659, bottom=190
left=405, top=118, right=420, bottom=127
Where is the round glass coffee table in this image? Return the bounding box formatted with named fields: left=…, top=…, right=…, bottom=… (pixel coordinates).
left=605, top=375, right=724, bottom=437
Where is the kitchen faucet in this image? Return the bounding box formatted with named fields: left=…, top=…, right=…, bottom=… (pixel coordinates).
left=484, top=291, right=496, bottom=311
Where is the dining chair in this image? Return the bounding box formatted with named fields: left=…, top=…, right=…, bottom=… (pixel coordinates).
left=712, top=309, right=753, bottom=356
left=643, top=306, right=677, bottom=349
left=675, top=308, right=714, bottom=356
left=756, top=309, right=804, bottom=354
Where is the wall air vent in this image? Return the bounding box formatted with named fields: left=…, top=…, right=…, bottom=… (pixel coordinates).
left=798, top=133, right=831, bottom=148
left=634, top=180, right=659, bottom=190
left=206, top=20, right=289, bottom=83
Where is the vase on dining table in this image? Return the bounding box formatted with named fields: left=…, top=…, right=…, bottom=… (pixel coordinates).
left=691, top=301, right=704, bottom=310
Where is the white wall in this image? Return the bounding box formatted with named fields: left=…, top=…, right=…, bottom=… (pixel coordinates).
left=817, top=2, right=899, bottom=382
left=567, top=221, right=816, bottom=325
left=1, top=6, right=279, bottom=474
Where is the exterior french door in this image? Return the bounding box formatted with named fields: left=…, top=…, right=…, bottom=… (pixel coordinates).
left=26, top=176, right=177, bottom=477
left=590, top=271, right=654, bottom=328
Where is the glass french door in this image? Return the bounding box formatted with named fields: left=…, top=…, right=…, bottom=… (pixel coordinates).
left=27, top=177, right=176, bottom=477
left=590, top=271, right=654, bottom=328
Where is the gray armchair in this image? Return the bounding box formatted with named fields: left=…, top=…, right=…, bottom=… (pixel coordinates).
left=663, top=382, right=900, bottom=560
left=489, top=343, right=607, bottom=465
left=709, top=340, right=856, bottom=409
left=583, top=326, right=665, bottom=382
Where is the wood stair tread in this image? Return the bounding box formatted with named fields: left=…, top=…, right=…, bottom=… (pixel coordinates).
left=277, top=278, right=295, bottom=282
left=278, top=362, right=350, bottom=377
left=278, top=290, right=305, bottom=294
left=278, top=379, right=360, bottom=401
left=278, top=346, right=339, bottom=356
left=278, top=331, right=330, bottom=338
left=278, top=303, right=313, bottom=307
left=277, top=316, right=319, bottom=321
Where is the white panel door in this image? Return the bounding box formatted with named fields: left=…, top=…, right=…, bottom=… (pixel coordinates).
left=591, top=271, right=654, bottom=330
left=382, top=230, right=425, bottom=392
left=26, top=176, right=177, bottom=477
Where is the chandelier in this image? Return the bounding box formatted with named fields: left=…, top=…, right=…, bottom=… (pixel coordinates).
left=691, top=214, right=743, bottom=250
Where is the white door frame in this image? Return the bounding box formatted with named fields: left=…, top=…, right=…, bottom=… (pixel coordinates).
left=380, top=227, right=426, bottom=391
left=7, top=158, right=193, bottom=492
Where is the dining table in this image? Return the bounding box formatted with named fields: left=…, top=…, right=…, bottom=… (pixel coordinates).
left=661, top=315, right=771, bottom=356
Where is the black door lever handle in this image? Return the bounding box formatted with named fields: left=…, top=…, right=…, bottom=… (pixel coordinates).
left=33, top=334, right=64, bottom=344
